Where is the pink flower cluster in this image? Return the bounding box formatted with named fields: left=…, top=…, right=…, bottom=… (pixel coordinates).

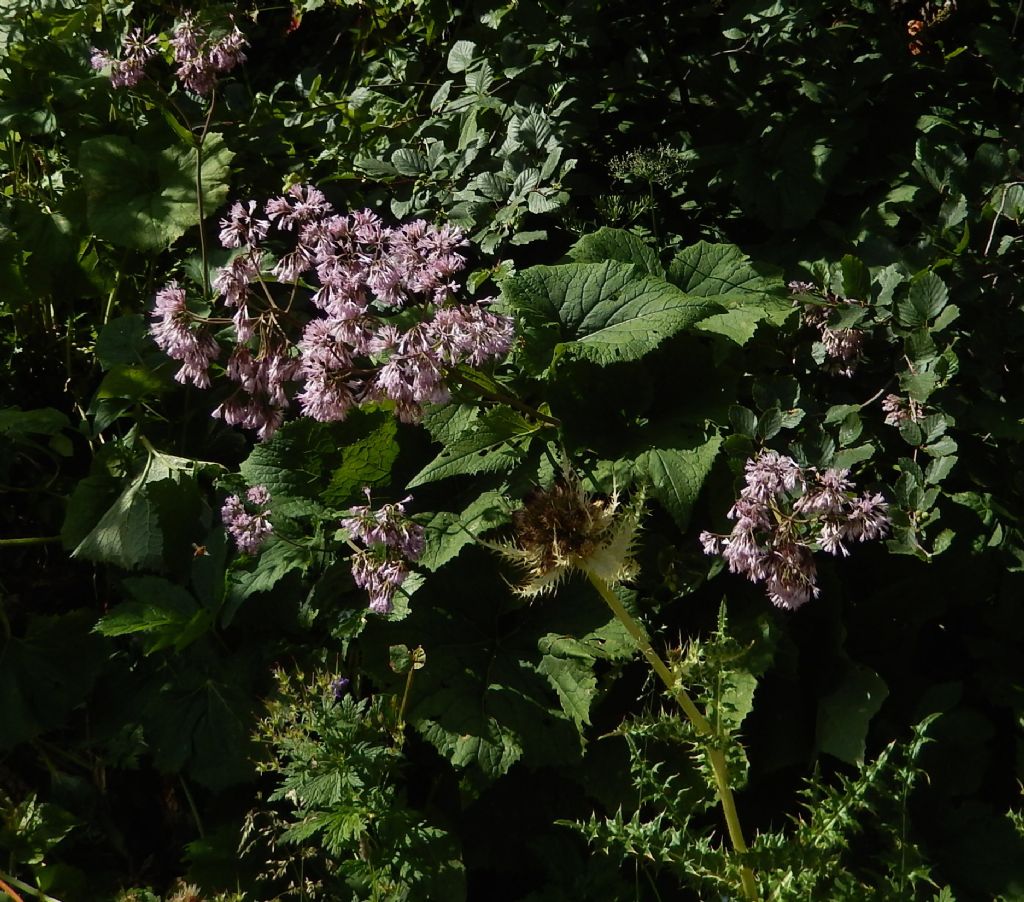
left=882, top=393, right=924, bottom=427
left=150, top=183, right=515, bottom=439
left=90, top=28, right=158, bottom=89
left=341, top=489, right=426, bottom=614
left=170, top=14, right=247, bottom=95
left=699, top=450, right=890, bottom=610
left=90, top=15, right=246, bottom=94
left=222, top=485, right=273, bottom=554
left=150, top=282, right=220, bottom=388
left=788, top=280, right=865, bottom=377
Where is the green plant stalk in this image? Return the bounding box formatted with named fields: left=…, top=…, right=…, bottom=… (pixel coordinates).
left=0, top=536, right=61, bottom=546
left=0, top=869, right=64, bottom=902
left=587, top=572, right=758, bottom=901
left=396, top=665, right=416, bottom=734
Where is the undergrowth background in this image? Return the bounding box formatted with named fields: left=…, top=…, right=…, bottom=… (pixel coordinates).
left=4, top=0, right=1024, bottom=899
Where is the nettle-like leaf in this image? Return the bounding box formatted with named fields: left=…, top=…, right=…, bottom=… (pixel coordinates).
left=418, top=490, right=509, bottom=571
left=361, top=566, right=631, bottom=779
left=816, top=663, right=889, bottom=766
left=240, top=409, right=398, bottom=516
left=408, top=406, right=542, bottom=487
left=79, top=132, right=233, bottom=251
left=66, top=446, right=222, bottom=572
left=222, top=538, right=315, bottom=627
left=502, top=260, right=723, bottom=372
left=95, top=576, right=211, bottom=654
left=632, top=433, right=723, bottom=532
left=143, top=662, right=255, bottom=790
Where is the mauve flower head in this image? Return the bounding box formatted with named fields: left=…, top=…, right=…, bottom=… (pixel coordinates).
left=272, top=245, right=315, bottom=282
left=787, top=280, right=817, bottom=295
left=172, top=13, right=248, bottom=95
left=764, top=543, right=820, bottom=611
left=343, top=489, right=425, bottom=613
left=882, top=393, right=923, bottom=427
left=789, top=280, right=866, bottom=376
left=91, top=28, right=158, bottom=89
left=222, top=485, right=272, bottom=554
left=213, top=252, right=263, bottom=308
left=207, top=20, right=247, bottom=71
left=794, top=467, right=854, bottom=516
left=265, top=184, right=333, bottom=232
left=350, top=550, right=408, bottom=615
left=149, top=282, right=220, bottom=388
left=735, top=450, right=803, bottom=506
left=212, top=394, right=285, bottom=441
left=388, top=219, right=468, bottom=302
left=219, top=200, right=269, bottom=249
left=342, top=489, right=425, bottom=561
left=841, top=492, right=890, bottom=543
left=701, top=449, right=889, bottom=611
left=215, top=346, right=298, bottom=439
left=428, top=303, right=515, bottom=367
left=820, top=326, right=864, bottom=377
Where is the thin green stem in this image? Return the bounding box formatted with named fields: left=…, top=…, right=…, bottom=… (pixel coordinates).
left=586, top=572, right=758, bottom=901
left=0, top=870, right=64, bottom=902
left=179, top=775, right=205, bottom=839
left=397, top=666, right=416, bottom=732
left=0, top=536, right=61, bottom=547
left=195, top=91, right=217, bottom=298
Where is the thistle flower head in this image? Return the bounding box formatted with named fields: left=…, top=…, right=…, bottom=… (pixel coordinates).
left=491, top=479, right=643, bottom=598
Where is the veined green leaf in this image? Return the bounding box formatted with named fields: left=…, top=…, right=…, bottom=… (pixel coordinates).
left=633, top=434, right=722, bottom=531
left=80, top=133, right=233, bottom=251
left=503, top=260, right=722, bottom=370
left=667, top=241, right=778, bottom=297
left=240, top=410, right=397, bottom=516
left=816, top=663, right=889, bottom=766
left=408, top=407, right=540, bottom=487
left=897, top=272, right=949, bottom=328
left=567, top=227, right=665, bottom=277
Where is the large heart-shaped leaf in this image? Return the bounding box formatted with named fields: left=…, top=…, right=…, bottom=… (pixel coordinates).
left=80, top=132, right=233, bottom=251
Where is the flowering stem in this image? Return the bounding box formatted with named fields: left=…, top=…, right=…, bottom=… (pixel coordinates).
left=586, top=572, right=758, bottom=901
left=194, top=90, right=217, bottom=298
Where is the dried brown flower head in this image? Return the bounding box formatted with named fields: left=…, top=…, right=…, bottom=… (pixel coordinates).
left=490, top=478, right=642, bottom=597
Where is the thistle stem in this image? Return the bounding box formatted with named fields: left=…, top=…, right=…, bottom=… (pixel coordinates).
left=586, top=572, right=758, bottom=901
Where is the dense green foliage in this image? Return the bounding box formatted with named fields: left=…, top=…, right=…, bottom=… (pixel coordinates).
left=4, top=0, right=1024, bottom=899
